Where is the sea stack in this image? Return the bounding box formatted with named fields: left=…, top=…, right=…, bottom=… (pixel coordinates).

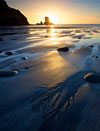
left=44, top=17, right=52, bottom=25
left=36, top=16, right=54, bottom=25
left=0, top=0, right=29, bottom=26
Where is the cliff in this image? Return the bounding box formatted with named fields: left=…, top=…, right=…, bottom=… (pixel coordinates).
left=0, top=0, right=29, bottom=26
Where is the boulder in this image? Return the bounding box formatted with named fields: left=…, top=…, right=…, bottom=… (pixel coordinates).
left=57, top=47, right=69, bottom=52
left=84, top=73, right=100, bottom=83
left=0, top=70, right=18, bottom=77
left=0, top=0, right=29, bottom=26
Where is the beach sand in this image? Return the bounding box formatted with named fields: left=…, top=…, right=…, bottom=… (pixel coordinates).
left=0, top=26, right=100, bottom=131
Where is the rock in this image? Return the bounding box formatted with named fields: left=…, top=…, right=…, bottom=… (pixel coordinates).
left=78, top=36, right=82, bottom=39
left=90, top=45, right=94, bottom=48
left=22, top=56, right=28, bottom=60
left=0, top=70, right=18, bottom=77
left=45, top=35, right=49, bottom=38
left=0, top=0, right=29, bottom=26
left=5, top=51, right=13, bottom=56
left=84, top=73, right=100, bottom=83
left=57, top=47, right=69, bottom=52
left=37, top=16, right=54, bottom=25
left=0, top=50, right=3, bottom=53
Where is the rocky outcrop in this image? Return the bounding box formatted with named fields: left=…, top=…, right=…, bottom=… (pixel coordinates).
left=36, top=16, right=54, bottom=25
left=0, top=0, right=29, bottom=26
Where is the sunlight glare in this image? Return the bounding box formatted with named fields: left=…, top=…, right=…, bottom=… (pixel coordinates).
left=47, top=14, right=59, bottom=24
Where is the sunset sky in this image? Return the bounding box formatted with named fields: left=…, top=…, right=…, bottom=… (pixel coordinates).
left=7, top=0, right=100, bottom=24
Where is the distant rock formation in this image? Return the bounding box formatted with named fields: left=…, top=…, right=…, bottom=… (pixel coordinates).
left=36, top=16, right=54, bottom=25
left=0, top=0, right=29, bottom=26
left=44, top=17, right=53, bottom=25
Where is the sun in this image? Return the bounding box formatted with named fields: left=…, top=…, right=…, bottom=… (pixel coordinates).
left=47, top=14, right=59, bottom=24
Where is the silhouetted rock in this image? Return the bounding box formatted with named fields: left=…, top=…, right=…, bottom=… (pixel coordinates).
left=5, top=51, right=13, bottom=56
left=0, top=70, right=18, bottom=77
left=0, top=0, right=29, bottom=26
left=57, top=47, right=69, bottom=52
left=36, top=16, right=54, bottom=25
left=84, top=73, right=100, bottom=83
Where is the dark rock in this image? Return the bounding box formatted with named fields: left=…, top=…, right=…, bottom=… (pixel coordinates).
left=90, top=45, right=94, bottom=48
left=0, top=50, right=3, bottom=53
left=57, top=47, right=69, bottom=52
left=84, top=73, right=100, bottom=83
left=78, top=36, right=82, bottom=39
left=45, top=35, right=49, bottom=38
left=5, top=51, right=13, bottom=56
left=0, top=70, right=18, bottom=77
left=0, top=0, right=29, bottom=26
left=22, top=56, right=28, bottom=60
left=37, top=16, right=54, bottom=25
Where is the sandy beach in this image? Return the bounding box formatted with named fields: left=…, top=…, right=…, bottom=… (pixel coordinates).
left=0, top=25, right=100, bottom=131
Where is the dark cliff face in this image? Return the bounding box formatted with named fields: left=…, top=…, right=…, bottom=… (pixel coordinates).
left=0, top=0, right=29, bottom=26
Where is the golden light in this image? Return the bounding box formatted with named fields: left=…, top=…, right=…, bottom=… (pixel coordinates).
left=47, top=14, right=59, bottom=24
left=49, top=29, right=57, bottom=40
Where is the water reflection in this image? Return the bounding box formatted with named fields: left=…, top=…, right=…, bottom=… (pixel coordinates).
left=46, top=29, right=57, bottom=38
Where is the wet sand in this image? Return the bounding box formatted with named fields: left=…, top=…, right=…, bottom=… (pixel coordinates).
left=0, top=26, right=100, bottom=131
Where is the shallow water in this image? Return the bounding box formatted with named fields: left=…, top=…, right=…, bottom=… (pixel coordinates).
left=0, top=25, right=100, bottom=131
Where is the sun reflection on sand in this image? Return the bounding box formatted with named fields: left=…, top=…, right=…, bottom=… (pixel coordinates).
left=52, top=42, right=58, bottom=45
left=39, top=51, right=79, bottom=87
left=46, top=28, right=57, bottom=41
left=49, top=29, right=56, bottom=36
